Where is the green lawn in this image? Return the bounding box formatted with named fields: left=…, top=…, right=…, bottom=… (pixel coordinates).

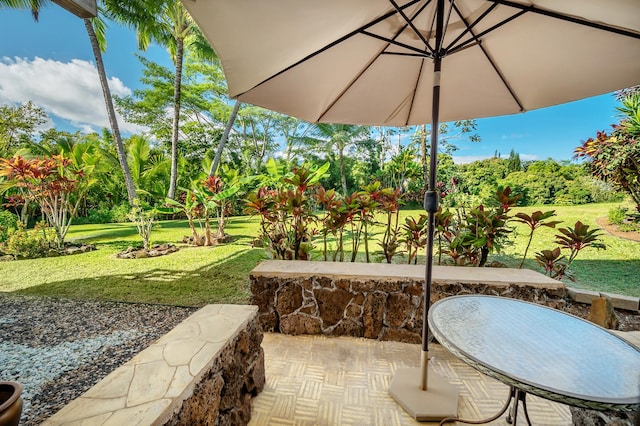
left=0, top=203, right=638, bottom=305
left=0, top=217, right=268, bottom=306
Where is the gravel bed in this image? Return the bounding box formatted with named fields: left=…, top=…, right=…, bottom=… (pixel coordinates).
left=0, top=294, right=198, bottom=425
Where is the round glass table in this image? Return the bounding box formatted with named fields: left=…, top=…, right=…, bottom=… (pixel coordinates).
left=428, top=295, right=640, bottom=425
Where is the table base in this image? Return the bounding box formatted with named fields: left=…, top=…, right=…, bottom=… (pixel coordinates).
left=440, top=387, right=532, bottom=426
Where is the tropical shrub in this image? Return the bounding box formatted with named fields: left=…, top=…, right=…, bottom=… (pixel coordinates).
left=0, top=154, right=98, bottom=248
left=576, top=91, right=640, bottom=213
left=401, top=214, right=428, bottom=264
left=513, top=210, right=561, bottom=268
left=0, top=210, right=18, bottom=243
left=608, top=206, right=628, bottom=225
left=4, top=222, right=51, bottom=259
left=245, top=163, right=329, bottom=260
left=127, top=200, right=156, bottom=250
left=435, top=187, right=520, bottom=267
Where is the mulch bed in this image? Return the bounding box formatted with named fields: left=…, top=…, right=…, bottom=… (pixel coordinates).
left=596, top=217, right=640, bottom=242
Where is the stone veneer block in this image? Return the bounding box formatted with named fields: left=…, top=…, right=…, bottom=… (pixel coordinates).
left=250, top=260, right=568, bottom=343
left=43, top=304, right=265, bottom=426
left=568, top=287, right=640, bottom=312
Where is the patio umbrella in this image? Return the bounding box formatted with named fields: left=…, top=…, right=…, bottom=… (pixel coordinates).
left=184, top=0, right=640, bottom=420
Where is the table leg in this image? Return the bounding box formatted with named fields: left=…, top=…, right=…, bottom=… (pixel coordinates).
left=440, top=387, right=535, bottom=425
left=506, top=388, right=533, bottom=426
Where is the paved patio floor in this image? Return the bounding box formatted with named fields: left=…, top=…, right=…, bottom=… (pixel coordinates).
left=250, top=333, right=576, bottom=425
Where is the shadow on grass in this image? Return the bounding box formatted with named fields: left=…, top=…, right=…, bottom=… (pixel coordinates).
left=567, top=258, right=640, bottom=298
left=15, top=248, right=270, bottom=307
left=489, top=254, right=640, bottom=297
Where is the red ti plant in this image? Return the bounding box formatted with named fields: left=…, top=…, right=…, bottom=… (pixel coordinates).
left=377, top=186, right=403, bottom=263
left=439, top=187, right=519, bottom=267
left=0, top=155, right=93, bottom=248
left=534, top=248, right=567, bottom=278
left=535, top=221, right=606, bottom=280
left=401, top=214, right=428, bottom=264
left=434, top=207, right=454, bottom=264
left=245, top=163, right=327, bottom=260
left=313, top=186, right=340, bottom=261
left=513, top=210, right=561, bottom=268
left=357, top=182, right=384, bottom=263
left=200, top=172, right=241, bottom=242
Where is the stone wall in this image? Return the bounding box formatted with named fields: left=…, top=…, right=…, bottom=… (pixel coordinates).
left=166, top=315, right=265, bottom=425
left=250, top=260, right=567, bottom=344
left=43, top=305, right=265, bottom=426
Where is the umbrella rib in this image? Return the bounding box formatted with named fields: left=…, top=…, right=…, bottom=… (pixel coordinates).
left=234, top=0, right=424, bottom=99
left=316, top=2, right=431, bottom=122
left=382, top=51, right=431, bottom=58
left=485, top=0, right=640, bottom=40
left=448, top=9, right=526, bottom=54
left=449, top=2, right=525, bottom=112
left=404, top=58, right=426, bottom=126
left=443, top=2, right=499, bottom=53
left=388, top=0, right=435, bottom=55
left=362, top=30, right=433, bottom=57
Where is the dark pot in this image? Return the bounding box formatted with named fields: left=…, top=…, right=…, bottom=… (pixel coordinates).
left=0, top=381, right=23, bottom=426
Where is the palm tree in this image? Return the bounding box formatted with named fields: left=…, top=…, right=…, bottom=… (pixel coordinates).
left=1, top=0, right=138, bottom=207
left=83, top=15, right=137, bottom=206
left=304, top=123, right=370, bottom=195
left=126, top=134, right=170, bottom=201
left=114, top=0, right=199, bottom=200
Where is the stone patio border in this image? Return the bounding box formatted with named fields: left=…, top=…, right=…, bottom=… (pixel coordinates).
left=250, top=260, right=569, bottom=343
left=43, top=304, right=265, bottom=426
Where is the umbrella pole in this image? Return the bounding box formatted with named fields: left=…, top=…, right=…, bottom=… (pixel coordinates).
left=388, top=1, right=459, bottom=420
left=421, top=31, right=443, bottom=390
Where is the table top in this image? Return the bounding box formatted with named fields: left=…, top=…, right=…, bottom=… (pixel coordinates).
left=427, top=295, right=640, bottom=411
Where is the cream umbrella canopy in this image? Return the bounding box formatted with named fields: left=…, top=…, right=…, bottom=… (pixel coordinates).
left=184, top=0, right=640, bottom=421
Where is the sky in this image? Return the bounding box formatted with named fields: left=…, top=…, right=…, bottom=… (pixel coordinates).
left=0, top=5, right=624, bottom=164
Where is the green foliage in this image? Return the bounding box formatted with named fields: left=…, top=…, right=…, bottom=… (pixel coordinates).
left=4, top=222, right=51, bottom=259
left=609, top=206, right=628, bottom=225
left=0, top=210, right=18, bottom=243
left=0, top=101, right=48, bottom=156
left=72, top=208, right=114, bottom=225
left=576, top=91, right=640, bottom=212
left=435, top=187, right=519, bottom=267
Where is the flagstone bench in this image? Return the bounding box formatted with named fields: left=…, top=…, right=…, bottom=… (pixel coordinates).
left=43, top=304, right=265, bottom=426
left=250, top=260, right=568, bottom=344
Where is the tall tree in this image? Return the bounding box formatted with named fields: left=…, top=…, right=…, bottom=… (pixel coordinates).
left=1, top=0, right=138, bottom=206
left=304, top=123, right=370, bottom=195
left=0, top=101, right=47, bottom=156
left=83, top=15, right=137, bottom=206
left=114, top=0, right=199, bottom=200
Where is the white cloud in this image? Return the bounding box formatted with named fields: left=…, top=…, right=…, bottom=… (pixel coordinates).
left=0, top=56, right=146, bottom=135
left=451, top=155, right=492, bottom=164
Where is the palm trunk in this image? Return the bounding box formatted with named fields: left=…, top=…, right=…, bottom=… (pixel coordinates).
left=84, top=18, right=136, bottom=206
left=168, top=37, right=184, bottom=200
left=209, top=100, right=241, bottom=176
left=339, top=146, right=347, bottom=195
left=420, top=124, right=428, bottom=182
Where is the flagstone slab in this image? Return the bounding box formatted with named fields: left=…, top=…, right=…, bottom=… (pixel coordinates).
left=43, top=304, right=265, bottom=426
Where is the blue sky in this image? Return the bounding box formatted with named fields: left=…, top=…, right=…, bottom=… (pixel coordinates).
left=0, top=5, right=623, bottom=163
